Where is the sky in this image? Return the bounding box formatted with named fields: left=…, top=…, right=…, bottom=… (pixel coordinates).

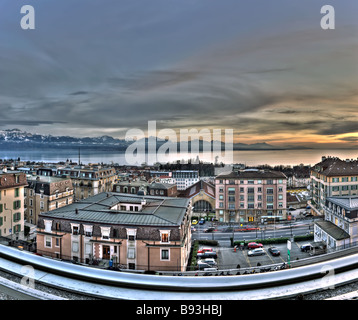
left=0, top=0, right=357, bottom=148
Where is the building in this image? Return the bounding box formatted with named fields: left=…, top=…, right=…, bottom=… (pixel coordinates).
left=150, top=170, right=199, bottom=191
left=114, top=179, right=150, bottom=195
left=0, top=169, right=27, bottom=239
left=148, top=182, right=178, bottom=197
left=309, top=156, right=358, bottom=216
left=178, top=180, right=216, bottom=218
left=215, top=169, right=287, bottom=223
left=36, top=192, right=192, bottom=271
left=314, top=196, right=358, bottom=249
left=56, top=165, right=117, bottom=200
left=24, top=175, right=74, bottom=225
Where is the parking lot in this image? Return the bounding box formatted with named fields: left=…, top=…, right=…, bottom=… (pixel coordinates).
left=197, top=241, right=314, bottom=271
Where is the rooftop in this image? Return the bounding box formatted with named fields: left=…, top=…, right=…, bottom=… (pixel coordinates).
left=39, top=192, right=190, bottom=227
left=216, top=169, right=287, bottom=180
left=327, top=196, right=358, bottom=210
left=315, top=220, right=350, bottom=240
left=312, top=156, right=358, bottom=176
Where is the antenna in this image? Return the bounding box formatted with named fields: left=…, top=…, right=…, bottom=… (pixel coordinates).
left=78, top=147, right=81, bottom=165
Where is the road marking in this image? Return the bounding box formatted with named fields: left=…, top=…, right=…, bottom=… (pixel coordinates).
left=243, top=250, right=252, bottom=268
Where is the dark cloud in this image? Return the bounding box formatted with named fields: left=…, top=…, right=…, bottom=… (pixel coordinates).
left=0, top=0, right=357, bottom=145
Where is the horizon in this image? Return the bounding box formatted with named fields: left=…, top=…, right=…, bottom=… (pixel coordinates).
left=1, top=1, right=357, bottom=149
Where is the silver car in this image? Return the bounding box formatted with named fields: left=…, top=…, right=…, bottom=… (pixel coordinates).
left=248, top=248, right=265, bottom=257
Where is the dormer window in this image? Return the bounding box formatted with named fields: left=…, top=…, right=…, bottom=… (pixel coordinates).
left=160, top=230, right=170, bottom=243
left=100, top=226, right=110, bottom=240
left=44, top=219, right=52, bottom=233
left=71, top=223, right=80, bottom=235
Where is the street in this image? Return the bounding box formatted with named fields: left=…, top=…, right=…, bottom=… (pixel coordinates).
left=192, top=220, right=315, bottom=245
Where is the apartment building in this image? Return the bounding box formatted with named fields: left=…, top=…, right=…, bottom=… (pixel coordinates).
left=314, top=196, right=358, bottom=249
left=0, top=169, right=27, bottom=239
left=150, top=170, right=199, bottom=191
left=36, top=192, right=192, bottom=272
left=24, top=175, right=74, bottom=225
left=56, top=165, right=117, bottom=200
left=309, top=156, right=358, bottom=215
left=215, top=169, right=287, bottom=223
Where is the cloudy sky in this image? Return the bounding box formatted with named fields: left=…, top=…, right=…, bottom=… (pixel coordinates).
left=0, top=0, right=357, bottom=148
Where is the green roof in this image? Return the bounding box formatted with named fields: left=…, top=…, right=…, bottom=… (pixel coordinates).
left=40, top=192, right=189, bottom=226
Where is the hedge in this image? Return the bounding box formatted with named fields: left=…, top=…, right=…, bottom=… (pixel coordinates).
left=233, top=234, right=314, bottom=247
left=188, top=240, right=219, bottom=270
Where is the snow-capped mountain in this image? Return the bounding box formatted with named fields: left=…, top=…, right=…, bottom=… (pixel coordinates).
left=0, top=129, right=126, bottom=147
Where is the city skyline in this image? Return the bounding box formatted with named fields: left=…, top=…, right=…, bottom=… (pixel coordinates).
left=0, top=1, right=357, bottom=149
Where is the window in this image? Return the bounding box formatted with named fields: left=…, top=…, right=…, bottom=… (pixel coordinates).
left=85, top=243, right=92, bottom=255
left=71, top=224, right=80, bottom=235
left=15, top=188, right=19, bottom=197
left=44, top=220, right=52, bottom=233
left=45, top=236, right=52, bottom=248
left=13, top=200, right=21, bottom=210
left=72, top=241, right=79, bottom=253
left=100, top=227, right=110, bottom=240
left=127, top=248, right=135, bottom=259
left=161, top=249, right=169, bottom=261
left=73, top=226, right=79, bottom=235
left=160, top=231, right=170, bottom=243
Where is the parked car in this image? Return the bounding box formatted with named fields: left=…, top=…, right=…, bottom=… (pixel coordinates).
left=197, top=251, right=217, bottom=259
left=204, top=227, right=215, bottom=233
left=196, top=262, right=212, bottom=270
left=300, top=243, right=313, bottom=252
left=197, top=248, right=213, bottom=254
left=198, top=219, right=205, bottom=225
left=191, top=219, right=198, bottom=225
left=248, top=242, right=263, bottom=249
left=200, top=258, right=217, bottom=266
left=268, top=247, right=281, bottom=256
left=248, top=248, right=265, bottom=257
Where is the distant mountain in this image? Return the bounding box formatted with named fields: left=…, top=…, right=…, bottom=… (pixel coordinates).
left=0, top=129, right=129, bottom=149
left=232, top=142, right=284, bottom=150
left=0, top=129, right=309, bottom=150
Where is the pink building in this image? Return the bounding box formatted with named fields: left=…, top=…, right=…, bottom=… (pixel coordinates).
left=215, top=169, right=287, bottom=223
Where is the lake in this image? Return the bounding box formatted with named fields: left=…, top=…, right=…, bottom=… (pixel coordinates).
left=0, top=147, right=357, bottom=167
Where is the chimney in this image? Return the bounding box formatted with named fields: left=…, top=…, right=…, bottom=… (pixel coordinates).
left=75, top=208, right=79, bottom=214
left=141, top=198, right=146, bottom=206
